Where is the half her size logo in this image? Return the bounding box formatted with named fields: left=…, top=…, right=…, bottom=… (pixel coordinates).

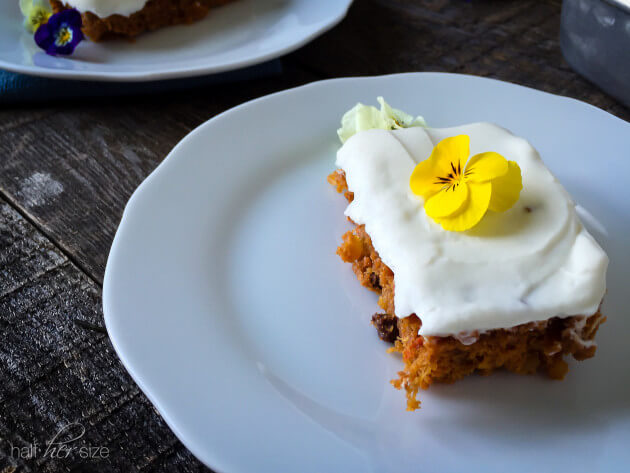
left=10, top=422, right=109, bottom=460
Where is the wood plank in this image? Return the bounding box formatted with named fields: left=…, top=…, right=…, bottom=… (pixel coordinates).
left=0, top=110, right=56, bottom=134
left=0, top=68, right=318, bottom=284
left=288, top=0, right=629, bottom=120
left=0, top=201, right=65, bottom=300
left=0, top=201, right=210, bottom=472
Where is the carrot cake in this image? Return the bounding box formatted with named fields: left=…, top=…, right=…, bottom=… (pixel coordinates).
left=329, top=99, right=608, bottom=410
left=50, top=0, right=237, bottom=41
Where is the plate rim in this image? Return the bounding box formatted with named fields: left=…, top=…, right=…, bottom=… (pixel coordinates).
left=103, top=72, right=630, bottom=471
left=0, top=0, right=353, bottom=82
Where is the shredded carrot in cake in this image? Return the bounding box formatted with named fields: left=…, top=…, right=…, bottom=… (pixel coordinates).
left=329, top=169, right=605, bottom=410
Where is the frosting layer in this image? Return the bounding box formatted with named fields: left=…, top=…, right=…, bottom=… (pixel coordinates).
left=65, top=0, right=148, bottom=17
left=336, top=123, right=608, bottom=336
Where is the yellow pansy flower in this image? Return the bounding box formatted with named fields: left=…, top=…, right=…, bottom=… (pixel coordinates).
left=19, top=0, right=52, bottom=33
left=409, top=134, right=522, bottom=232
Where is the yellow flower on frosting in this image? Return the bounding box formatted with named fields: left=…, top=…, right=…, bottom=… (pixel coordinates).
left=409, top=134, right=522, bottom=232
left=19, top=0, right=52, bottom=33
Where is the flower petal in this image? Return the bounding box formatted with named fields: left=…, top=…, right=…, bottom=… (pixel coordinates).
left=433, top=135, right=470, bottom=177
left=488, top=160, right=522, bottom=212
left=34, top=20, right=53, bottom=50
left=337, top=103, right=383, bottom=143
left=424, top=182, right=469, bottom=218
left=410, top=135, right=469, bottom=199
left=434, top=181, right=491, bottom=231
left=377, top=96, right=426, bottom=129
left=409, top=157, right=449, bottom=199
left=337, top=98, right=425, bottom=143
left=19, top=0, right=32, bottom=17
left=20, top=0, right=52, bottom=33
left=465, top=152, right=508, bottom=182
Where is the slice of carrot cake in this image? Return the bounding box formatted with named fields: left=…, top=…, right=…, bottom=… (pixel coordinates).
left=329, top=98, right=608, bottom=410
left=50, top=0, right=237, bottom=41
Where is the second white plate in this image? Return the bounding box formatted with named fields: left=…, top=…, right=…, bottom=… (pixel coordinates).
left=0, top=0, right=352, bottom=81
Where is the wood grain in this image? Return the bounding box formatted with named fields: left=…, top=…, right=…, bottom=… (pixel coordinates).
left=0, top=0, right=627, bottom=472
left=0, top=69, right=315, bottom=285
left=0, top=201, right=208, bottom=472
left=289, top=0, right=629, bottom=119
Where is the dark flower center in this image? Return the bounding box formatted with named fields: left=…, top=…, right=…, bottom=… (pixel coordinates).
left=434, top=161, right=463, bottom=190
left=55, top=25, right=73, bottom=46
left=30, top=9, right=50, bottom=29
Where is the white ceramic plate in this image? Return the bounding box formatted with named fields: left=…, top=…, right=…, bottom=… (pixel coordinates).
left=0, top=0, right=352, bottom=81
left=103, top=73, right=630, bottom=473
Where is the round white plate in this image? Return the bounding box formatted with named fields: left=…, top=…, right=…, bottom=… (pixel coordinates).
left=104, top=73, right=630, bottom=473
left=0, top=0, right=352, bottom=81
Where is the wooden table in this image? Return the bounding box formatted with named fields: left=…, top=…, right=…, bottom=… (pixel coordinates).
left=0, top=1, right=627, bottom=471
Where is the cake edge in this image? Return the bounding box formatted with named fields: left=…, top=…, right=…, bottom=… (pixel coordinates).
left=50, top=0, right=237, bottom=41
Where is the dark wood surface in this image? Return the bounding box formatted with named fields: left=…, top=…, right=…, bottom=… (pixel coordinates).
left=0, top=0, right=627, bottom=471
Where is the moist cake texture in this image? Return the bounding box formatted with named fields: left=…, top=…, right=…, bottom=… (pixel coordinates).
left=331, top=167, right=605, bottom=409
left=329, top=122, right=608, bottom=409
left=51, top=0, right=236, bottom=41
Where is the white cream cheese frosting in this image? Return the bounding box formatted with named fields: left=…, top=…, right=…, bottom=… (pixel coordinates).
left=64, top=0, right=148, bottom=17
left=336, top=123, right=608, bottom=336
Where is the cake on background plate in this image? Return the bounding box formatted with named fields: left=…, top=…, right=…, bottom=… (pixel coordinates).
left=50, top=0, right=237, bottom=41
left=329, top=98, right=608, bottom=410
